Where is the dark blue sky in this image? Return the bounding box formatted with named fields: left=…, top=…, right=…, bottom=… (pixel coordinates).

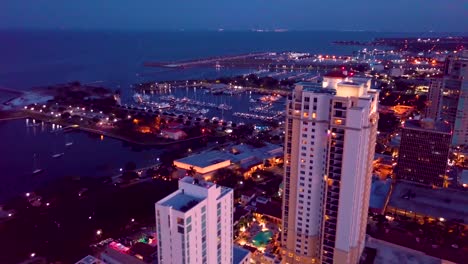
left=1, top=0, right=467, bottom=32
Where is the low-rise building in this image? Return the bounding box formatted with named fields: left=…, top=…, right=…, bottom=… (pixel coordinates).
left=233, top=245, right=251, bottom=264
left=386, top=181, right=468, bottom=225
left=252, top=200, right=282, bottom=225
left=240, top=189, right=257, bottom=205
left=174, top=150, right=232, bottom=178
left=459, top=170, right=468, bottom=188
left=75, top=256, right=102, bottom=264
left=173, top=143, right=283, bottom=179
left=100, top=241, right=157, bottom=264
left=161, top=128, right=187, bottom=140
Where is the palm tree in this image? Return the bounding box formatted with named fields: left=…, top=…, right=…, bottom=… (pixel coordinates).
left=187, top=166, right=197, bottom=177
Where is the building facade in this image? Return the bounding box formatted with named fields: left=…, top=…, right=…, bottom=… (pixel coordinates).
left=395, top=119, right=452, bottom=187
left=441, top=50, right=468, bottom=146
left=424, top=76, right=443, bottom=120
left=155, top=177, right=233, bottom=264
left=281, top=79, right=378, bottom=264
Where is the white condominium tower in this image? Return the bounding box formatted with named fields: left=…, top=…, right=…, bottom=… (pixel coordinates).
left=156, top=176, right=234, bottom=264
left=281, top=78, right=378, bottom=264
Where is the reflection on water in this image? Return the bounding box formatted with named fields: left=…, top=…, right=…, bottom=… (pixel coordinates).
left=0, top=119, right=163, bottom=202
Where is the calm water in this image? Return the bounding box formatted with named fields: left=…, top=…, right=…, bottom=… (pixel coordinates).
left=0, top=30, right=451, bottom=201
left=1, top=30, right=447, bottom=90
left=0, top=119, right=163, bottom=202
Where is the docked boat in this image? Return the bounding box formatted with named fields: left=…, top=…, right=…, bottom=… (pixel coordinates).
left=33, top=169, right=44, bottom=175
left=52, top=153, right=65, bottom=158
left=32, top=154, right=44, bottom=175
left=218, top=104, right=232, bottom=111
left=65, top=135, right=73, bottom=147
left=133, top=93, right=150, bottom=103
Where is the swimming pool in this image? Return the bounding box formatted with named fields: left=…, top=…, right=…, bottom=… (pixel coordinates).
left=252, top=230, right=273, bottom=247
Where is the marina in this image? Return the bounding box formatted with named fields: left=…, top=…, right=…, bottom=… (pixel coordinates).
left=130, top=83, right=287, bottom=123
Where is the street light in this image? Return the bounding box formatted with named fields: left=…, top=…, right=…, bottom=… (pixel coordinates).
left=96, top=229, right=103, bottom=236
left=30, top=253, right=36, bottom=258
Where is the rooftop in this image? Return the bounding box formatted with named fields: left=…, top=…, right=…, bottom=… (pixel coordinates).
left=365, top=237, right=440, bottom=264
left=161, top=128, right=185, bottom=133
left=339, top=81, right=361, bottom=86
left=296, top=81, right=336, bottom=94
left=175, top=150, right=231, bottom=168
left=130, top=242, right=157, bottom=260
left=233, top=246, right=251, bottom=264
left=323, top=71, right=348, bottom=78
left=175, top=143, right=282, bottom=169
left=160, top=192, right=201, bottom=213
left=388, top=181, right=468, bottom=223
left=460, top=170, right=468, bottom=185
left=370, top=177, right=392, bottom=211
left=403, top=119, right=452, bottom=134
left=254, top=200, right=282, bottom=219
left=75, top=256, right=102, bottom=264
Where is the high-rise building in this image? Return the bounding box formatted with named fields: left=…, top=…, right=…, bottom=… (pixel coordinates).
left=395, top=119, right=452, bottom=187
left=281, top=78, right=378, bottom=264
left=439, top=50, right=468, bottom=145
left=155, top=177, right=233, bottom=264
left=424, top=76, right=443, bottom=120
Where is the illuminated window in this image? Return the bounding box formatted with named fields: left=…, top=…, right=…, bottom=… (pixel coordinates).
left=334, top=119, right=343, bottom=125
left=303, top=112, right=309, bottom=118
left=312, top=112, right=317, bottom=118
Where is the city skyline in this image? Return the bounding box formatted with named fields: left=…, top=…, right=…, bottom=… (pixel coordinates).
left=0, top=3, right=467, bottom=261
left=1, top=0, right=468, bottom=32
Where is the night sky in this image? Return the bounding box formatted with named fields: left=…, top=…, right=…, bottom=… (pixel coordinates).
left=1, top=0, right=467, bottom=32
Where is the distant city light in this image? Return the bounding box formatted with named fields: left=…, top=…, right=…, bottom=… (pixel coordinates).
left=26, top=193, right=30, bottom=197
left=96, top=229, right=103, bottom=235
left=30, top=253, right=36, bottom=258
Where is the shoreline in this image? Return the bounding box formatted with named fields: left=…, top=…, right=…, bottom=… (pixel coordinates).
left=0, top=110, right=210, bottom=147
